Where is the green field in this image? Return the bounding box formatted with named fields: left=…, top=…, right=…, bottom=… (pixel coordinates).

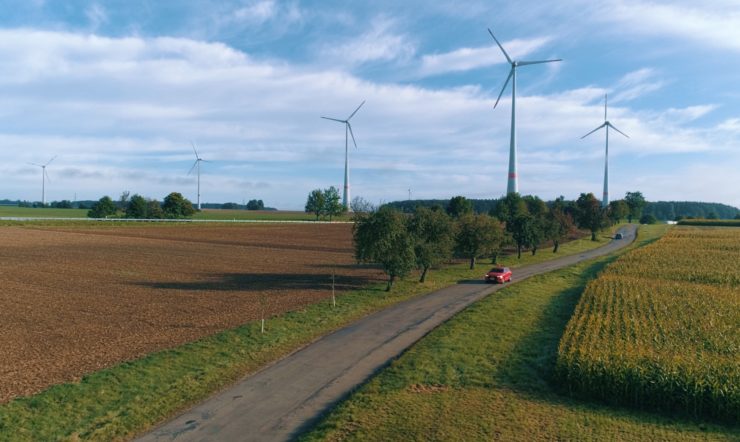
left=557, top=226, right=740, bottom=421
left=301, top=224, right=739, bottom=441
left=0, top=223, right=621, bottom=440
left=0, top=206, right=88, bottom=218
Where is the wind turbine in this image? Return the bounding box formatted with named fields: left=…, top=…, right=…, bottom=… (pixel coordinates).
left=188, top=141, right=209, bottom=210
left=489, top=28, right=561, bottom=195
left=29, top=156, right=56, bottom=206
left=321, top=100, right=365, bottom=211
left=581, top=94, right=629, bottom=207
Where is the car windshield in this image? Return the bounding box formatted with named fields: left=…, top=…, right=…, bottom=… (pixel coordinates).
left=489, top=268, right=505, bottom=273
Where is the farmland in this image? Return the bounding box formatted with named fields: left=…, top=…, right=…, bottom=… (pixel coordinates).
left=556, top=226, right=740, bottom=421
left=0, top=223, right=381, bottom=404
left=302, top=225, right=740, bottom=441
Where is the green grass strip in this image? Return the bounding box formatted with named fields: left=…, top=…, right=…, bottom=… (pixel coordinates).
left=301, top=225, right=739, bottom=441
left=0, top=225, right=621, bottom=441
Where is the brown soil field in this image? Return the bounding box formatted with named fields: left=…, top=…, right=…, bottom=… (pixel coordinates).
left=0, top=224, right=383, bottom=403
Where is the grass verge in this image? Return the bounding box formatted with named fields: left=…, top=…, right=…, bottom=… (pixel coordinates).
left=301, top=224, right=739, bottom=441
left=0, top=225, right=622, bottom=441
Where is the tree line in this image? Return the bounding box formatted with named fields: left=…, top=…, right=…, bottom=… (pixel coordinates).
left=87, top=192, right=196, bottom=219
left=354, top=191, right=647, bottom=291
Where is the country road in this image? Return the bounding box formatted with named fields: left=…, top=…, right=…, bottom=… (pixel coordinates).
left=137, top=224, right=637, bottom=442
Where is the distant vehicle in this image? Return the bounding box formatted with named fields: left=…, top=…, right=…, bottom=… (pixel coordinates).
left=485, top=266, right=512, bottom=284
left=614, top=233, right=623, bottom=239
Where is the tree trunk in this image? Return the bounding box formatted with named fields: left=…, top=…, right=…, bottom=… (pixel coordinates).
left=419, top=266, right=429, bottom=283
left=491, top=252, right=498, bottom=264
left=517, top=244, right=522, bottom=259
left=386, top=275, right=395, bottom=292
left=469, top=256, right=476, bottom=269
left=531, top=246, right=537, bottom=256
left=553, top=240, right=559, bottom=253
left=591, top=230, right=597, bottom=241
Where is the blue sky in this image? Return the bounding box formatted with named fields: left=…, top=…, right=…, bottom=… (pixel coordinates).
left=1, top=0, right=738, bottom=209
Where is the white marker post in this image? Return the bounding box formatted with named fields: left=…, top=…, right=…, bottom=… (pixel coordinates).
left=332, top=269, right=336, bottom=308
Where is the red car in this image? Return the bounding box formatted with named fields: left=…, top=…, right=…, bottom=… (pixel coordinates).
left=485, top=266, right=512, bottom=284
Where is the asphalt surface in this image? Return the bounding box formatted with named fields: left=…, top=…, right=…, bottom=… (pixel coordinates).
left=137, top=225, right=637, bottom=442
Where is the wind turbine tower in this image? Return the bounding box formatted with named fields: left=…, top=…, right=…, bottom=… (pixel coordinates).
left=29, top=156, right=56, bottom=206
left=489, top=28, right=561, bottom=194
left=581, top=94, right=629, bottom=207
left=321, top=100, right=365, bottom=211
left=188, top=142, right=209, bottom=210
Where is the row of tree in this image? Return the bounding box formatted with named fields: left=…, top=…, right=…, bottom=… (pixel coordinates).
left=354, top=191, right=645, bottom=291
left=87, top=192, right=196, bottom=219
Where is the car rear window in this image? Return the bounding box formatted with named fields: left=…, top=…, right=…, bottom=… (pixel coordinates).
left=490, top=268, right=505, bottom=273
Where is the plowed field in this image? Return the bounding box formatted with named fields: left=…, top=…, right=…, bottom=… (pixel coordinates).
left=0, top=224, right=382, bottom=403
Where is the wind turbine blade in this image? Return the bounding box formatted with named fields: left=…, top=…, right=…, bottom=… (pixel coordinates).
left=191, top=141, right=200, bottom=159
left=581, top=123, right=606, bottom=139
left=608, top=123, right=630, bottom=138
left=28, top=162, right=42, bottom=167
left=45, top=155, right=57, bottom=166
left=347, top=123, right=358, bottom=149
left=494, top=68, right=514, bottom=109
left=517, top=59, right=562, bottom=66
left=44, top=170, right=51, bottom=183
left=321, top=116, right=346, bottom=123
left=187, top=160, right=198, bottom=175
left=487, top=28, right=512, bottom=64
left=347, top=100, right=365, bottom=121
left=604, top=94, right=608, bottom=120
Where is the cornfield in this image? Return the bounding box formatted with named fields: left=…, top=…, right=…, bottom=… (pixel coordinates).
left=556, top=226, right=740, bottom=421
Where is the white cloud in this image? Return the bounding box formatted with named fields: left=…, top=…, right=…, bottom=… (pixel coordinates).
left=232, top=1, right=277, bottom=24
left=418, top=37, right=552, bottom=77
left=85, top=3, right=108, bottom=31
left=599, top=0, right=740, bottom=52
left=322, top=17, right=415, bottom=66
left=611, top=68, right=665, bottom=102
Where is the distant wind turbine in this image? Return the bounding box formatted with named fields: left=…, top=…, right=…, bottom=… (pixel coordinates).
left=28, top=156, right=56, bottom=206
left=489, top=28, right=561, bottom=195
left=321, top=100, right=365, bottom=211
left=188, top=141, right=210, bottom=210
left=581, top=94, right=629, bottom=207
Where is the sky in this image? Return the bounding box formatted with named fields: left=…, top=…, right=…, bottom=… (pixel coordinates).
left=0, top=0, right=739, bottom=210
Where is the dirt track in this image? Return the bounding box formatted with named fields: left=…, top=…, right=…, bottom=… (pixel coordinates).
left=0, top=224, right=381, bottom=403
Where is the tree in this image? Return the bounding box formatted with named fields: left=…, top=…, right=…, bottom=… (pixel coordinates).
left=522, top=196, right=548, bottom=255
left=246, top=199, right=264, bottom=210
left=510, top=213, right=537, bottom=258
left=576, top=193, right=607, bottom=241
left=408, top=206, right=454, bottom=282
left=350, top=196, right=375, bottom=213
left=125, top=194, right=148, bottom=218
left=640, top=214, right=658, bottom=224
left=454, top=213, right=504, bottom=269
left=446, top=196, right=473, bottom=218
left=147, top=200, right=164, bottom=219
left=221, top=202, right=240, bottom=210
left=87, top=196, right=117, bottom=218
left=162, top=192, right=195, bottom=219
left=354, top=207, right=415, bottom=291
left=118, top=191, right=131, bottom=210
left=493, top=192, right=527, bottom=224
left=305, top=189, right=326, bottom=220
left=625, top=191, right=646, bottom=223
left=546, top=200, right=575, bottom=253
left=324, top=186, right=345, bottom=221
left=608, top=199, right=630, bottom=224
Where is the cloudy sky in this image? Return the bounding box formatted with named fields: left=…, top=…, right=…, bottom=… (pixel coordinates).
left=0, top=0, right=738, bottom=209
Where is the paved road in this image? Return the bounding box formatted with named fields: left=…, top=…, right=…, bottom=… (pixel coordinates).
left=137, top=225, right=637, bottom=442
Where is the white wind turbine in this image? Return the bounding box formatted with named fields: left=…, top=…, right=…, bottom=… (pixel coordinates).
left=581, top=94, right=629, bottom=207
left=489, top=28, right=561, bottom=195
left=29, top=156, right=56, bottom=206
left=188, top=141, right=209, bottom=210
left=321, top=100, right=365, bottom=211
